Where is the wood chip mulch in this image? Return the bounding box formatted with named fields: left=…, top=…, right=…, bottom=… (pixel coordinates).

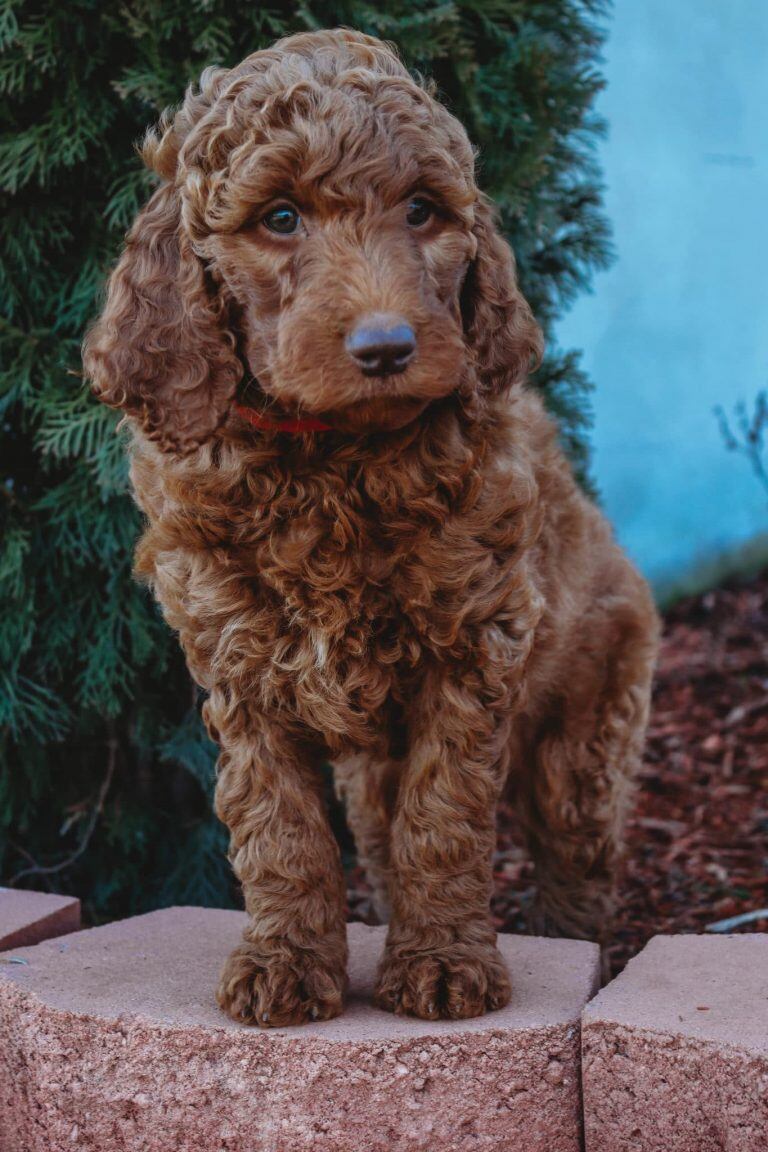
left=348, top=571, right=768, bottom=976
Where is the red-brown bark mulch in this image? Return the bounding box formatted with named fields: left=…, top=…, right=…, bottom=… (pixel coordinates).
left=348, top=571, right=768, bottom=976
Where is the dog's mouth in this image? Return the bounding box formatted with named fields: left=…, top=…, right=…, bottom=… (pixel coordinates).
left=325, top=394, right=431, bottom=433
left=234, top=376, right=429, bottom=435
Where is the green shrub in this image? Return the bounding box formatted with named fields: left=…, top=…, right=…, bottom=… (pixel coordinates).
left=0, top=0, right=611, bottom=918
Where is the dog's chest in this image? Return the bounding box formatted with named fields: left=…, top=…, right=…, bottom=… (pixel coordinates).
left=243, top=471, right=492, bottom=746
left=257, top=514, right=428, bottom=698
left=153, top=441, right=531, bottom=750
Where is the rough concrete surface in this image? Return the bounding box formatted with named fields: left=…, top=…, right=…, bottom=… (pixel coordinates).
left=582, top=934, right=768, bottom=1151
left=0, top=886, right=80, bottom=951
left=0, top=907, right=599, bottom=1152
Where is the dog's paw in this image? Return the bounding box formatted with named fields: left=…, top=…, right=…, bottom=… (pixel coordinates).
left=374, top=940, right=511, bottom=1020
left=216, top=939, right=346, bottom=1027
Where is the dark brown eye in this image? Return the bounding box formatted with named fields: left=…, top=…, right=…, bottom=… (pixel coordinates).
left=263, top=204, right=300, bottom=235
left=406, top=197, right=433, bottom=228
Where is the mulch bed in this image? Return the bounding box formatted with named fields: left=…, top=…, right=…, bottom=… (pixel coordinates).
left=347, top=571, right=768, bottom=976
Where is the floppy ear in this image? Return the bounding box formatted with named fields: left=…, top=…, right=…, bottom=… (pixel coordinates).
left=83, top=181, right=242, bottom=453
left=462, top=196, right=543, bottom=393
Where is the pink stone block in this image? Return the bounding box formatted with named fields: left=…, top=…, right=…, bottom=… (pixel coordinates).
left=0, top=886, right=80, bottom=951
left=0, top=907, right=599, bottom=1152
left=582, top=934, right=768, bottom=1152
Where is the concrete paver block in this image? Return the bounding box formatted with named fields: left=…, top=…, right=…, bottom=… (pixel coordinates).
left=0, top=886, right=80, bottom=951
left=0, top=907, right=599, bottom=1152
left=582, top=934, right=768, bottom=1151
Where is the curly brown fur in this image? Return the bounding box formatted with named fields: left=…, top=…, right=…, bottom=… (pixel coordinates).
left=84, top=29, right=660, bottom=1027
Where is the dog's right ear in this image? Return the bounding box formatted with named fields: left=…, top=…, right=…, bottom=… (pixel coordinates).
left=462, top=195, right=543, bottom=395
left=83, top=181, right=242, bottom=454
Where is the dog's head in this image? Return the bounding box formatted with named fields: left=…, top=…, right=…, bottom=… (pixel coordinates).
left=84, top=29, right=542, bottom=451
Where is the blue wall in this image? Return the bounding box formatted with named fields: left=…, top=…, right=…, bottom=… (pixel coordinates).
left=557, top=0, right=768, bottom=588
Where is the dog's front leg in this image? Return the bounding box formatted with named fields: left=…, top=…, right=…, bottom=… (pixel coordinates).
left=374, top=667, right=512, bottom=1020
left=209, top=697, right=347, bottom=1026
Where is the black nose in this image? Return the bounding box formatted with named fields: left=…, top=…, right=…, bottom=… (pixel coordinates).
left=345, top=316, right=416, bottom=377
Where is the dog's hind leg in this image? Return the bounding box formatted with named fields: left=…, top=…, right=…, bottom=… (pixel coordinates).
left=519, top=600, right=658, bottom=945
left=333, top=753, right=397, bottom=923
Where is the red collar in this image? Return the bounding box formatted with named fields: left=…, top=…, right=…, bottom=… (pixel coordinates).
left=233, top=401, right=332, bottom=435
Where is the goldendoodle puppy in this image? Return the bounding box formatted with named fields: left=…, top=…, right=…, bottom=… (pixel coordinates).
left=84, top=28, right=659, bottom=1027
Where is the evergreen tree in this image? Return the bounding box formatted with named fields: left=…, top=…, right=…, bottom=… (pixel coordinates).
left=0, top=0, right=612, bottom=918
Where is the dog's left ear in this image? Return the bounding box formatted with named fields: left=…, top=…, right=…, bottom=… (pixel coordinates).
left=462, top=196, right=543, bottom=393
